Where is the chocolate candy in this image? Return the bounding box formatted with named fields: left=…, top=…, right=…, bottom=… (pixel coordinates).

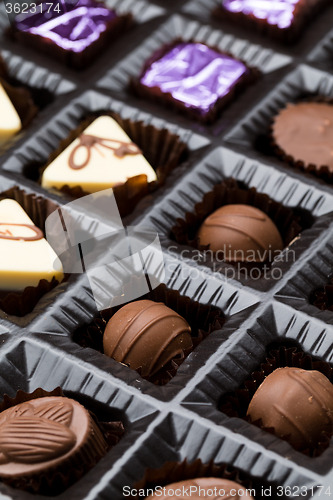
left=41, top=116, right=156, bottom=193
left=0, top=199, right=64, bottom=291
left=197, top=204, right=283, bottom=262
left=140, top=42, right=248, bottom=117
left=272, top=102, right=333, bottom=172
left=222, top=0, right=296, bottom=29
left=0, top=396, right=107, bottom=479
left=247, top=367, right=333, bottom=448
left=103, top=300, right=192, bottom=377
left=146, top=478, right=255, bottom=500
left=15, top=0, right=117, bottom=53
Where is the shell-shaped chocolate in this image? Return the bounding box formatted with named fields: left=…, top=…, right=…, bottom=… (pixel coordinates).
left=103, top=300, right=193, bottom=377
left=0, top=417, right=76, bottom=463
left=33, top=401, right=73, bottom=427
left=0, top=403, right=34, bottom=428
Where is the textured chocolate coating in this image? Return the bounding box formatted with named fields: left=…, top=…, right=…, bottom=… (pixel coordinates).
left=247, top=367, right=333, bottom=448
left=197, top=204, right=283, bottom=262
left=0, top=397, right=107, bottom=479
left=146, top=478, right=255, bottom=500
left=103, top=300, right=192, bottom=377
left=272, top=102, right=333, bottom=172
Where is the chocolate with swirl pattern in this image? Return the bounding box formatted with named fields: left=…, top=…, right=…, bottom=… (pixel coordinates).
left=103, top=300, right=193, bottom=378
left=247, top=367, right=333, bottom=448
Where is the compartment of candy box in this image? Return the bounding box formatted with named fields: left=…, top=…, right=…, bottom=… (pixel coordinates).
left=97, top=14, right=292, bottom=133
left=181, top=299, right=333, bottom=475
left=136, top=146, right=333, bottom=292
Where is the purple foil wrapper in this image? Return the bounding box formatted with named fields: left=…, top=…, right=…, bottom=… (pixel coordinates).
left=14, top=0, right=117, bottom=53
left=140, top=42, right=248, bottom=116
left=222, top=0, right=300, bottom=29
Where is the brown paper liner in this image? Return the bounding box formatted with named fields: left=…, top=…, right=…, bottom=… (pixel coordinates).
left=131, top=38, right=260, bottom=124
left=33, top=112, right=188, bottom=217
left=311, top=279, right=333, bottom=311
left=132, top=458, right=261, bottom=499
left=0, top=186, right=65, bottom=317
left=219, top=344, right=333, bottom=457
left=0, top=387, right=124, bottom=495
left=8, top=12, right=133, bottom=70
left=0, top=54, right=8, bottom=80
left=171, top=178, right=302, bottom=275
left=212, top=0, right=331, bottom=44
left=73, top=274, right=225, bottom=385
left=270, top=96, right=333, bottom=183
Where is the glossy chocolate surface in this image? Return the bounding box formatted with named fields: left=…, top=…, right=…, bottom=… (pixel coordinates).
left=0, top=397, right=107, bottom=478
left=247, top=367, right=333, bottom=448
left=197, top=204, right=283, bottom=262
left=146, top=478, right=255, bottom=500
left=140, top=43, right=248, bottom=116
left=222, top=0, right=299, bottom=29
left=103, top=300, right=192, bottom=377
left=272, top=102, right=333, bottom=172
left=15, top=0, right=117, bottom=52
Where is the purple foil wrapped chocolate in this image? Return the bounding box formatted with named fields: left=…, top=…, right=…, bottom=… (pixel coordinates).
left=222, top=0, right=299, bottom=29
left=140, top=42, right=249, bottom=116
left=14, top=0, right=117, bottom=52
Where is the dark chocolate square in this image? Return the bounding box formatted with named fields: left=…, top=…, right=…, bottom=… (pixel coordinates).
left=9, top=0, right=132, bottom=69
left=216, top=0, right=330, bottom=43
left=134, top=41, right=257, bottom=123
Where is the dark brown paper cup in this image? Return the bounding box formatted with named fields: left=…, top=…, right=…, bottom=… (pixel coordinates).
left=171, top=177, right=302, bottom=274
left=73, top=274, right=225, bottom=385
left=219, top=345, right=333, bottom=457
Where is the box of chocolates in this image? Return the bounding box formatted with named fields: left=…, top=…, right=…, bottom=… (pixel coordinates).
left=0, top=0, right=333, bottom=498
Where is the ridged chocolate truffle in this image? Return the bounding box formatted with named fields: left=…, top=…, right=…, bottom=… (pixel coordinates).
left=247, top=367, right=333, bottom=448
left=103, top=300, right=192, bottom=377
left=272, top=102, right=333, bottom=172
left=197, top=204, right=283, bottom=262
left=146, top=478, right=255, bottom=500
left=0, top=396, right=107, bottom=482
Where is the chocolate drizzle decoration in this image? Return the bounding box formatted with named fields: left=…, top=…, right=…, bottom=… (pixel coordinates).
left=0, top=224, right=44, bottom=241
left=68, top=133, right=143, bottom=170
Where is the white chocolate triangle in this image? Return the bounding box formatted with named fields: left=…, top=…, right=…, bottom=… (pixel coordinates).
left=0, top=199, right=64, bottom=291
left=41, top=116, right=157, bottom=193
left=0, top=83, right=21, bottom=146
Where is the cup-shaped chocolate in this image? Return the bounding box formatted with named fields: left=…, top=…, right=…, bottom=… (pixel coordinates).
left=0, top=396, right=107, bottom=485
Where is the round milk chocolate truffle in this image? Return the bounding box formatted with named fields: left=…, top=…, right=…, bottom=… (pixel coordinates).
left=146, top=478, right=255, bottom=499
left=197, top=204, right=283, bottom=262
left=0, top=396, right=107, bottom=481
left=272, top=102, right=333, bottom=172
left=247, top=367, right=333, bottom=448
left=103, top=300, right=192, bottom=377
